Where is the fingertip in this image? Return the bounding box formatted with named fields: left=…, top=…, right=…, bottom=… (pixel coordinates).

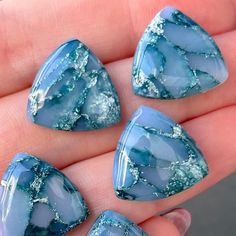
left=140, top=208, right=191, bottom=236
left=162, top=208, right=192, bottom=236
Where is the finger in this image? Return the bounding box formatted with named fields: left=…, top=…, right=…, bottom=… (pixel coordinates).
left=141, top=216, right=181, bottom=236
left=0, top=30, right=236, bottom=170
left=1, top=0, right=236, bottom=96
left=140, top=208, right=191, bottom=236
left=52, top=105, right=236, bottom=235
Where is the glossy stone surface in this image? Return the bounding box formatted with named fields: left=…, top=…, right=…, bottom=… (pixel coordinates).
left=0, top=153, right=89, bottom=236
left=87, top=210, right=147, bottom=236
left=28, top=39, right=121, bottom=131
left=132, top=6, right=228, bottom=99
left=113, top=106, right=208, bottom=201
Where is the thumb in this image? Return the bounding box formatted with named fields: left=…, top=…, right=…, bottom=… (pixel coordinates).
left=140, top=208, right=191, bottom=236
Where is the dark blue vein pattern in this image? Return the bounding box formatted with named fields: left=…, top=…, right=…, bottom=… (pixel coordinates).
left=113, top=106, right=208, bottom=201
left=87, top=210, right=148, bottom=236
left=28, top=39, right=121, bottom=131
left=0, top=153, right=89, bottom=236
left=132, top=6, right=228, bottom=99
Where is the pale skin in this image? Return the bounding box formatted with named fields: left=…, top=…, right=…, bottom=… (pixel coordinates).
left=0, top=0, right=236, bottom=235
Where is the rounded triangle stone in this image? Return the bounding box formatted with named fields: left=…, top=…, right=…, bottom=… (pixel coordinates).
left=0, top=153, right=89, bottom=235
left=113, top=106, right=208, bottom=201
left=28, top=39, right=121, bottom=131
left=132, top=6, right=228, bottom=99
left=87, top=210, right=147, bottom=236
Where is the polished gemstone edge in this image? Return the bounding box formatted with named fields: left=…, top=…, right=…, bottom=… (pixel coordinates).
left=0, top=152, right=89, bottom=236
left=132, top=6, right=228, bottom=99
left=87, top=210, right=148, bottom=236
left=27, top=38, right=121, bottom=131
left=113, top=106, right=208, bottom=201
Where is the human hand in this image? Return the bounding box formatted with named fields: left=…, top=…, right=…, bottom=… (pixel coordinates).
left=0, top=0, right=236, bottom=235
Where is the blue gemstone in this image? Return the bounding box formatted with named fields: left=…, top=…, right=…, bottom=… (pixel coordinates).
left=113, top=106, right=208, bottom=201
left=0, top=153, right=89, bottom=236
left=132, top=6, right=228, bottom=99
left=87, top=210, right=147, bottom=235
left=28, top=39, right=121, bottom=131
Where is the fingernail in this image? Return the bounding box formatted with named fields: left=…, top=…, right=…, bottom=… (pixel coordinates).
left=162, top=208, right=191, bottom=236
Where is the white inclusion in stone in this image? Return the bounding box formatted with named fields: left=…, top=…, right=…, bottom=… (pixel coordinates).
left=186, top=158, right=206, bottom=179
left=86, top=75, right=98, bottom=89
left=29, top=89, right=48, bottom=116
left=46, top=175, right=84, bottom=224
left=30, top=203, right=55, bottom=228
left=30, top=176, right=43, bottom=193
left=172, top=125, right=182, bottom=138
left=135, top=71, right=160, bottom=97
left=148, top=15, right=164, bottom=35
left=2, top=189, right=31, bottom=236
left=83, top=87, right=117, bottom=125
left=74, top=45, right=89, bottom=72
left=93, top=94, right=114, bottom=122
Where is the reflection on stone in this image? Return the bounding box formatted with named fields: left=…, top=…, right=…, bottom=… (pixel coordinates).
left=0, top=153, right=89, bottom=235
left=132, top=6, right=228, bottom=99
left=113, top=106, right=208, bottom=201
left=28, top=39, right=121, bottom=131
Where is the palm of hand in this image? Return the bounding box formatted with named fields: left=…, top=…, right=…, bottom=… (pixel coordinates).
left=0, top=0, right=236, bottom=235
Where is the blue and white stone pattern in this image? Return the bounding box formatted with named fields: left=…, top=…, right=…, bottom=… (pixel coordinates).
left=132, top=6, right=228, bottom=99
left=87, top=210, right=148, bottom=236
left=0, top=153, right=89, bottom=236
left=113, top=106, right=208, bottom=201
left=28, top=39, right=121, bottom=131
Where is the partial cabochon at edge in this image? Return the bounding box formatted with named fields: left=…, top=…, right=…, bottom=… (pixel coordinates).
left=87, top=210, right=148, bottom=236
left=0, top=153, right=89, bottom=235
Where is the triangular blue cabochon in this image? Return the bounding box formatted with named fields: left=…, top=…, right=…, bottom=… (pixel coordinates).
left=0, top=153, right=89, bottom=235
left=132, top=6, right=228, bottom=99
left=28, top=39, right=121, bottom=131
left=113, top=106, right=208, bottom=201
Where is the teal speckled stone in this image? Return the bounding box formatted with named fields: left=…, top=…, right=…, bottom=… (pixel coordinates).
left=132, top=6, right=228, bottom=99
left=113, top=106, right=208, bottom=201
left=0, top=153, right=89, bottom=236
left=28, top=39, right=121, bottom=131
left=87, top=210, right=147, bottom=236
